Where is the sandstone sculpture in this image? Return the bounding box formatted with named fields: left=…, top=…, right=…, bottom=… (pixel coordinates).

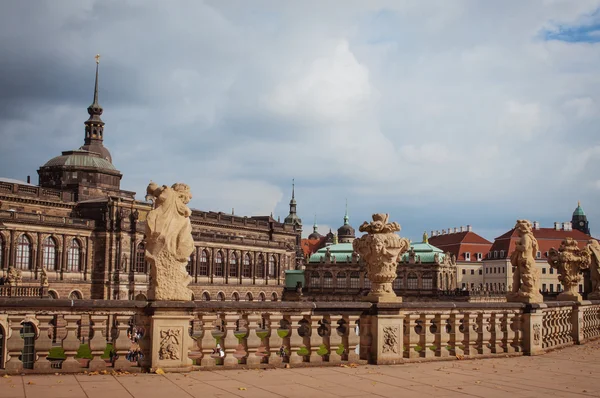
left=39, top=267, right=49, bottom=287
left=145, top=182, right=194, bottom=301
left=6, top=267, right=22, bottom=287
left=507, top=220, right=543, bottom=303
left=547, top=238, right=591, bottom=302
left=586, top=239, right=600, bottom=300
left=352, top=213, right=410, bottom=302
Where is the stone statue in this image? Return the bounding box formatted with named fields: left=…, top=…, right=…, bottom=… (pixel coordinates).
left=547, top=238, right=591, bottom=302
left=433, top=252, right=440, bottom=264
left=352, top=213, right=410, bottom=302
left=40, top=267, right=49, bottom=287
left=586, top=239, right=600, bottom=300
left=6, top=267, right=22, bottom=287
left=507, top=220, right=543, bottom=303
left=144, top=182, right=194, bottom=301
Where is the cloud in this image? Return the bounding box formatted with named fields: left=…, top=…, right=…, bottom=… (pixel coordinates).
left=1, top=0, right=600, bottom=243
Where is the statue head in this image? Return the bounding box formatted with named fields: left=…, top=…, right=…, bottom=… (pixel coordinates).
left=515, top=219, right=533, bottom=235
left=171, top=183, right=192, bottom=204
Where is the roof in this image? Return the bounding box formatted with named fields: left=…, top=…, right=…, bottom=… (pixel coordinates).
left=42, top=150, right=116, bottom=170
left=429, top=230, right=493, bottom=262
left=573, top=204, right=586, bottom=217
left=489, top=227, right=597, bottom=260
left=401, top=242, right=447, bottom=263
left=309, top=242, right=354, bottom=263
left=301, top=237, right=327, bottom=257
left=0, top=177, right=36, bottom=187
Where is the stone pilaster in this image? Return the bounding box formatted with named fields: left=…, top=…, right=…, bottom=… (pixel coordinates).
left=147, top=311, right=194, bottom=371
left=523, top=304, right=546, bottom=355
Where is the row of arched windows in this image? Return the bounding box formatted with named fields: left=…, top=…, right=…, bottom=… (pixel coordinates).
left=1, top=234, right=83, bottom=272
left=199, top=291, right=278, bottom=301
left=309, top=271, right=442, bottom=291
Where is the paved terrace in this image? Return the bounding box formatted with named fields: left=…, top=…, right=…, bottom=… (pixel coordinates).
left=1, top=340, right=599, bottom=398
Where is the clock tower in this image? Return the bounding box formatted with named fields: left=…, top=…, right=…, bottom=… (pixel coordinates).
left=572, top=201, right=590, bottom=235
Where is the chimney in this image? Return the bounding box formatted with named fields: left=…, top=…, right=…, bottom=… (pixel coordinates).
left=431, top=230, right=435, bottom=237
left=561, top=222, right=566, bottom=231
left=554, top=222, right=560, bottom=231
left=26, top=175, right=31, bottom=184
left=467, top=225, right=472, bottom=232
left=533, top=221, right=540, bottom=230
left=448, top=228, right=452, bottom=234
left=442, top=229, right=446, bottom=235
left=232, top=208, right=235, bottom=215
left=459, top=226, right=464, bottom=232
left=436, top=230, right=440, bottom=236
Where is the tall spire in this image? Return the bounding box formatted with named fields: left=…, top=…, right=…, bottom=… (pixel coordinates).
left=291, top=178, right=296, bottom=204
left=313, top=214, right=318, bottom=233
left=284, top=178, right=301, bottom=228
left=343, top=198, right=349, bottom=225
left=81, top=54, right=112, bottom=162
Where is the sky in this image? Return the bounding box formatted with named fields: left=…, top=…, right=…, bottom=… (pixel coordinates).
left=0, top=0, right=599, bottom=243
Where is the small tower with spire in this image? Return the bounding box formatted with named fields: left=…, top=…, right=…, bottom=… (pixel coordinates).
left=572, top=201, right=590, bottom=235
left=337, top=198, right=356, bottom=243
left=308, top=214, right=322, bottom=240
left=283, top=179, right=303, bottom=263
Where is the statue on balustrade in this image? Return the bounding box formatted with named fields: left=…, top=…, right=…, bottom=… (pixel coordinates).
left=6, top=267, right=22, bottom=287
left=144, top=181, right=194, bottom=301
left=39, top=267, right=49, bottom=287
left=586, top=239, right=600, bottom=300
left=507, top=220, right=543, bottom=303
left=547, top=238, right=591, bottom=302
left=352, top=213, right=410, bottom=302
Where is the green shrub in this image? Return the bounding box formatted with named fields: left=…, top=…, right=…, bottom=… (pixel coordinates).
left=47, top=347, right=66, bottom=360
left=297, top=346, right=309, bottom=356
left=316, top=344, right=328, bottom=356
left=277, top=330, right=289, bottom=338
left=256, top=331, right=269, bottom=339
left=336, top=344, right=345, bottom=356
left=75, top=344, right=93, bottom=359
left=428, top=345, right=437, bottom=352
left=414, top=345, right=423, bottom=352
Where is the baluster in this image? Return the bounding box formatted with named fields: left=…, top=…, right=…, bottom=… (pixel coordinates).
left=466, top=312, right=479, bottom=356
left=423, top=314, right=435, bottom=358
left=200, top=314, right=217, bottom=367
left=222, top=313, right=240, bottom=366
left=328, top=315, right=343, bottom=363
left=346, top=315, right=360, bottom=362
left=33, top=315, right=53, bottom=371
left=512, top=312, right=523, bottom=352
left=405, top=313, right=420, bottom=358
left=246, top=314, right=262, bottom=366
left=267, top=314, right=284, bottom=365
left=307, top=315, right=322, bottom=363
left=61, top=315, right=82, bottom=372
left=490, top=313, right=502, bottom=353
left=4, top=315, right=25, bottom=373
left=288, top=314, right=305, bottom=364
left=89, top=315, right=108, bottom=371
left=502, top=312, right=513, bottom=353
left=451, top=313, right=465, bottom=357
left=358, top=314, right=371, bottom=361
left=437, top=313, right=450, bottom=358
left=112, top=315, right=133, bottom=370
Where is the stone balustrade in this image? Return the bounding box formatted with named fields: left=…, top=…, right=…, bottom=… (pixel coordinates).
left=0, top=286, right=48, bottom=298
left=1, top=299, right=600, bottom=374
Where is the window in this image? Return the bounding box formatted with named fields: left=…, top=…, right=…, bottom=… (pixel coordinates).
left=542, top=283, right=547, bottom=292
left=15, top=235, right=32, bottom=270
left=470, top=269, right=475, bottom=275
left=407, top=273, right=418, bottom=289
left=422, top=273, right=433, bottom=289
left=536, top=251, right=541, bottom=259
left=310, top=272, right=320, bottom=288
left=500, top=250, right=505, bottom=257
left=462, top=269, right=466, bottom=275
left=336, top=272, right=346, bottom=288
left=470, top=283, right=474, bottom=290
left=485, top=268, right=488, bottom=274
left=242, top=253, right=251, bottom=278
left=364, top=273, right=371, bottom=289
left=542, top=268, right=546, bottom=274
left=557, top=284, right=561, bottom=292
left=42, top=237, right=57, bottom=271
left=462, top=283, right=466, bottom=289
left=493, top=267, right=497, bottom=274
left=350, top=272, right=360, bottom=289
left=67, top=239, right=81, bottom=272
left=494, top=251, right=498, bottom=259
left=323, top=272, right=333, bottom=288
left=0, top=235, right=3, bottom=268
left=502, top=267, right=505, bottom=273
left=217, top=292, right=225, bottom=301
left=549, top=268, right=554, bottom=274
left=478, top=269, right=482, bottom=275
left=256, top=254, right=265, bottom=278
left=393, top=274, right=403, bottom=289
left=229, top=252, right=238, bottom=277
left=549, top=284, right=554, bottom=292
left=199, top=250, right=209, bottom=276
left=476, top=253, right=482, bottom=261
left=268, top=255, right=276, bottom=278
left=214, top=251, right=224, bottom=277
left=134, top=243, right=147, bottom=273
left=465, top=252, right=471, bottom=261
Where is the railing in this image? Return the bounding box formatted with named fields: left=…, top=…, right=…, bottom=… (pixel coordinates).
left=0, top=181, right=74, bottom=202
left=0, top=286, right=47, bottom=298
left=0, top=210, right=94, bottom=228
left=1, top=299, right=600, bottom=374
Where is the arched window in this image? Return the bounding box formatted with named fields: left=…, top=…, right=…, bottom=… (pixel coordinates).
left=245, top=292, right=253, bottom=301
left=393, top=274, right=403, bottom=289
left=199, top=250, right=209, bottom=276
left=242, top=253, right=252, bottom=278
left=259, top=292, right=266, bottom=301
left=215, top=251, right=224, bottom=277
left=336, top=272, right=346, bottom=288
left=67, top=239, right=81, bottom=272
left=68, top=290, right=82, bottom=300
left=134, top=243, right=147, bottom=273
left=42, top=237, right=57, bottom=271
left=350, top=272, right=360, bottom=289
left=256, top=254, right=265, bottom=278
left=0, top=235, right=5, bottom=269
left=364, top=273, right=371, bottom=289
left=407, top=273, right=418, bottom=289
left=268, top=255, right=276, bottom=278
left=15, top=235, right=32, bottom=270
left=217, top=292, right=225, bottom=301
left=231, top=292, right=240, bottom=301
left=422, top=273, right=433, bottom=290
left=202, top=292, right=211, bottom=301
left=323, top=272, right=333, bottom=288
left=271, top=292, right=278, bottom=301
left=310, top=272, right=320, bottom=288
left=229, top=252, right=238, bottom=277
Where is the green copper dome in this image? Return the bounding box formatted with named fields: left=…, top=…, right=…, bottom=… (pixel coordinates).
left=573, top=201, right=585, bottom=217
left=309, top=243, right=354, bottom=263
left=401, top=242, right=446, bottom=263
left=43, top=150, right=116, bottom=170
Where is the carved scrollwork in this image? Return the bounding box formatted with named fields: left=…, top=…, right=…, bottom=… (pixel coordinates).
left=159, top=328, right=181, bottom=360
left=382, top=325, right=398, bottom=354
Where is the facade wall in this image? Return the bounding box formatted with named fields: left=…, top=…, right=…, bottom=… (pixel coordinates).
left=456, top=261, right=483, bottom=290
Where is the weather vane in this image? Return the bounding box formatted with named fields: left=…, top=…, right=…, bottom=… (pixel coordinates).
left=95, top=54, right=101, bottom=64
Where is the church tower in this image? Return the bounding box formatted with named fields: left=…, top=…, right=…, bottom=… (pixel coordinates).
left=572, top=201, right=590, bottom=235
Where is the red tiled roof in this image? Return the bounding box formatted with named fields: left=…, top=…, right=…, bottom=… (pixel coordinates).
left=301, top=237, right=327, bottom=257
left=429, top=231, right=492, bottom=261
left=488, top=228, right=598, bottom=260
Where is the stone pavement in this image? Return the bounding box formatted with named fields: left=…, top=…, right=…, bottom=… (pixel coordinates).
left=2, top=340, right=600, bottom=398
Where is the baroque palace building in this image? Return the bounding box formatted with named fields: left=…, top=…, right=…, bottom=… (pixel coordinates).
left=0, top=60, right=300, bottom=301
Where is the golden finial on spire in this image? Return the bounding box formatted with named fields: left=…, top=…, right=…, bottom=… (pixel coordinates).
left=578, top=200, right=581, bottom=207
left=95, top=54, right=101, bottom=64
